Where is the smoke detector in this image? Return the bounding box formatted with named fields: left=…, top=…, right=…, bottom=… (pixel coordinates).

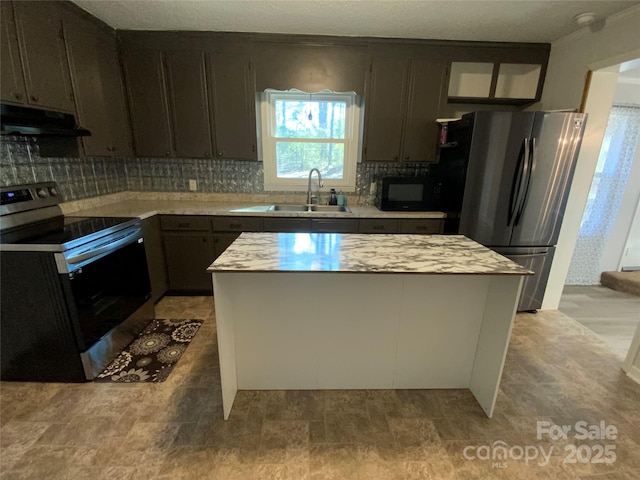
left=574, top=12, right=596, bottom=26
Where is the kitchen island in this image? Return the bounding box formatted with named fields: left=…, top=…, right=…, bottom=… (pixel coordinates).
left=208, top=233, right=532, bottom=419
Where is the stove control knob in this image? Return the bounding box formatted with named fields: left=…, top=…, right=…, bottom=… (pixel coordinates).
left=36, top=188, right=49, bottom=198
left=48, top=186, right=58, bottom=197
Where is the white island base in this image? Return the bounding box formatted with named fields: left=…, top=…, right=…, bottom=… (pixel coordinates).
left=212, top=270, right=523, bottom=420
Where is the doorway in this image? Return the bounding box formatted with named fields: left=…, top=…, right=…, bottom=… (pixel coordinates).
left=561, top=59, right=640, bottom=358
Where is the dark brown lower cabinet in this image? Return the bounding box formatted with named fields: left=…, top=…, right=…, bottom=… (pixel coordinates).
left=312, top=218, right=358, bottom=233
left=163, top=232, right=215, bottom=293
left=263, top=218, right=312, bottom=233
left=141, top=216, right=168, bottom=302
left=212, top=216, right=264, bottom=258
left=213, top=232, right=241, bottom=257
left=398, top=219, right=444, bottom=234
left=156, top=214, right=442, bottom=294
left=358, top=219, right=399, bottom=233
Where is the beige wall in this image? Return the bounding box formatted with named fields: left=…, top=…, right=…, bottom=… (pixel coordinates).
left=539, top=5, right=640, bottom=309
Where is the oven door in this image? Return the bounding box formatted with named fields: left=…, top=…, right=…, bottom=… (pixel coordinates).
left=59, top=226, right=152, bottom=351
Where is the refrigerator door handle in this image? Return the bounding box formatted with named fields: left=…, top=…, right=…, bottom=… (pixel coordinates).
left=508, top=138, right=529, bottom=226
left=514, top=137, right=535, bottom=226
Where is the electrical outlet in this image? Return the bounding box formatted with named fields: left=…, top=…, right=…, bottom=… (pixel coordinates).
left=189, top=179, right=197, bottom=191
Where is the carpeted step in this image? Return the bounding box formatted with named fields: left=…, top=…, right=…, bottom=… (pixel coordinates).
left=600, top=270, right=640, bottom=297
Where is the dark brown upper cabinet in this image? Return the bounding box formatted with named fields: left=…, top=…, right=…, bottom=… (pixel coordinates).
left=96, top=30, right=134, bottom=157
left=121, top=48, right=173, bottom=157
left=0, top=2, right=27, bottom=105
left=122, top=48, right=213, bottom=158
left=64, top=16, right=133, bottom=157
left=364, top=57, right=447, bottom=163
left=11, top=1, right=74, bottom=112
left=164, top=51, right=213, bottom=158
left=208, top=53, right=257, bottom=161
left=363, top=57, right=409, bottom=162
left=403, top=59, right=448, bottom=162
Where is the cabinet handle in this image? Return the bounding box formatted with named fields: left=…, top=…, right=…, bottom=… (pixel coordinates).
left=30, top=95, right=39, bottom=102
left=217, top=152, right=223, bottom=157
left=166, top=151, right=171, bottom=156
left=404, top=156, right=410, bottom=160
left=177, top=223, right=190, bottom=228
left=393, top=155, right=398, bottom=160
left=373, top=225, right=385, bottom=231
left=205, top=152, right=210, bottom=157
left=229, top=223, right=241, bottom=229
left=14, top=93, right=23, bottom=101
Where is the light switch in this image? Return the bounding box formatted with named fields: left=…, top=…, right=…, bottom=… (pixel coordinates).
left=189, top=179, right=198, bottom=191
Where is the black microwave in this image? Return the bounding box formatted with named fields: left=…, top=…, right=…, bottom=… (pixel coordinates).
left=376, top=176, right=440, bottom=211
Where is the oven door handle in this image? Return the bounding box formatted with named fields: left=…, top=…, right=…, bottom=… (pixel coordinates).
left=66, top=228, right=141, bottom=265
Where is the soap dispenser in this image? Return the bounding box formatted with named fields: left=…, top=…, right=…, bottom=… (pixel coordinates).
left=328, top=188, right=338, bottom=205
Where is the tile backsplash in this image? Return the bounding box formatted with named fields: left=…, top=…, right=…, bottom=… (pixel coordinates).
left=0, top=137, right=431, bottom=202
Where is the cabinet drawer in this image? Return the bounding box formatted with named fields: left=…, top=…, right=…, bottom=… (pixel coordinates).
left=160, top=215, right=212, bottom=231
left=358, top=219, right=398, bottom=233
left=263, top=218, right=312, bottom=232
left=398, top=219, right=444, bottom=234
left=212, top=216, right=263, bottom=232
left=311, top=219, right=358, bottom=233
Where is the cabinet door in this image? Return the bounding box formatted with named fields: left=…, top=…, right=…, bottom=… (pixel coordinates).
left=163, top=233, right=215, bottom=292
left=121, top=49, right=173, bottom=157
left=403, top=60, right=448, bottom=162
left=213, top=232, right=241, bottom=259
left=13, top=1, right=74, bottom=112
left=165, top=51, right=213, bottom=158
left=141, top=216, right=168, bottom=303
left=64, top=18, right=111, bottom=156
left=363, top=57, right=409, bottom=161
left=209, top=53, right=257, bottom=160
left=96, top=29, right=133, bottom=156
left=0, top=2, right=26, bottom=105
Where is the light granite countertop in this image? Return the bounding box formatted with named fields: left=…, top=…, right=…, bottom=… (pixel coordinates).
left=208, top=232, right=533, bottom=275
left=66, top=195, right=446, bottom=220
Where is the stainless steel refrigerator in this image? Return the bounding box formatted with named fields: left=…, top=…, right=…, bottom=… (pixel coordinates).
left=434, top=111, right=587, bottom=311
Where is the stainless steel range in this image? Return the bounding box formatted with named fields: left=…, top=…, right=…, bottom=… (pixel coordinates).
left=0, top=182, right=154, bottom=382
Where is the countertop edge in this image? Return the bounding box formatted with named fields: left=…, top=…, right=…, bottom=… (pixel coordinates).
left=66, top=199, right=447, bottom=220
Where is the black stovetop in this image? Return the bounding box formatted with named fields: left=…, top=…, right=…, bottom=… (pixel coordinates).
left=4, top=216, right=138, bottom=250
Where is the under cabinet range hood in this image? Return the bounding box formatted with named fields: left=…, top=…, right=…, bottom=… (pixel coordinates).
left=0, top=103, right=91, bottom=137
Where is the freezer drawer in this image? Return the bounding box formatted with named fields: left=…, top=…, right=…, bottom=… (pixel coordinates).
left=494, top=246, right=555, bottom=312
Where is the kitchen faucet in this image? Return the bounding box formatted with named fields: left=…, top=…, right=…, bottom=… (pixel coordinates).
left=307, top=168, right=323, bottom=205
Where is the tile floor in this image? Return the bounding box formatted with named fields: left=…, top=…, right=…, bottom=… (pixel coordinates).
left=1, top=296, right=640, bottom=479
left=559, top=285, right=640, bottom=358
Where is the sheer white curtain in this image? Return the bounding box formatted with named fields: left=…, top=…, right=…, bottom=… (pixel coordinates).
left=567, top=105, right=640, bottom=285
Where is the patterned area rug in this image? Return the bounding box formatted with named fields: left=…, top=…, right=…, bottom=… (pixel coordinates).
left=95, top=318, right=203, bottom=383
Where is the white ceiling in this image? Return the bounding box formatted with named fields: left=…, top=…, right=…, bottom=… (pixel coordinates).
left=71, top=0, right=639, bottom=44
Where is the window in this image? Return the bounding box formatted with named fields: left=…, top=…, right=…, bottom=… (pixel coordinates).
left=259, top=90, right=360, bottom=192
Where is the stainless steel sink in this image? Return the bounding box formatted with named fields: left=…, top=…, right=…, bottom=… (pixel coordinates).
left=267, top=204, right=309, bottom=212
left=308, top=205, right=352, bottom=213
left=266, top=204, right=352, bottom=213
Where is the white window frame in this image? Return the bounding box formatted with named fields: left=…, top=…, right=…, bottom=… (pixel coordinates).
left=259, top=89, right=360, bottom=192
